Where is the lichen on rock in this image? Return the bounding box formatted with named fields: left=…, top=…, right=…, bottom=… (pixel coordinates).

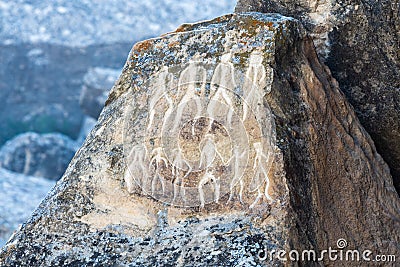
left=0, top=12, right=399, bottom=266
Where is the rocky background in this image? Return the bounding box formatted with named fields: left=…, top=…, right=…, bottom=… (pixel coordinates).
left=0, top=10, right=398, bottom=266
left=0, top=0, right=235, bottom=247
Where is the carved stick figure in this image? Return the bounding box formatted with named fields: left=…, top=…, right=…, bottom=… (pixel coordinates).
left=147, top=66, right=174, bottom=131
left=124, top=144, right=148, bottom=193
left=149, top=147, right=168, bottom=195
left=124, top=145, right=148, bottom=193
left=207, top=53, right=236, bottom=130
left=172, top=59, right=207, bottom=135
left=227, top=146, right=247, bottom=203
left=249, top=142, right=273, bottom=209
left=199, top=134, right=228, bottom=169
left=171, top=148, right=192, bottom=202
left=161, top=94, right=174, bottom=132
left=198, top=169, right=220, bottom=208
left=243, top=51, right=267, bottom=121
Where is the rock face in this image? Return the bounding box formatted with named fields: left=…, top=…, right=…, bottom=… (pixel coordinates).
left=1, top=13, right=399, bottom=266
left=0, top=132, right=77, bottom=181
left=235, top=0, right=400, bottom=194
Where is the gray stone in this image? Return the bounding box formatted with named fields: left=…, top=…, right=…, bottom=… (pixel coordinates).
left=235, top=0, right=400, bottom=195
left=80, top=68, right=120, bottom=119
left=1, top=13, right=399, bottom=266
left=0, top=132, right=77, bottom=181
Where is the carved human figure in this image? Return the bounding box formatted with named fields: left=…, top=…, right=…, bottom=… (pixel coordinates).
left=227, top=146, right=247, bottom=203
left=161, top=95, right=175, bottom=133
left=171, top=148, right=192, bottom=202
left=149, top=147, right=168, bottom=195
left=147, top=66, right=174, bottom=131
left=243, top=51, right=268, bottom=121
left=171, top=58, right=207, bottom=134
left=124, top=144, right=148, bottom=193
left=249, top=142, right=273, bottom=209
left=199, top=134, right=227, bottom=169
left=198, top=169, right=220, bottom=208
left=207, top=52, right=236, bottom=130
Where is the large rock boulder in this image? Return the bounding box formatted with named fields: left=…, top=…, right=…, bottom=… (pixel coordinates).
left=0, top=0, right=235, bottom=145
left=235, top=0, right=400, bottom=194
left=1, top=13, right=399, bottom=266
left=0, top=132, right=77, bottom=180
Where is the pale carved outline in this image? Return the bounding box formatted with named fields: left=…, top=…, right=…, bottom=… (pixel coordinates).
left=124, top=50, right=276, bottom=208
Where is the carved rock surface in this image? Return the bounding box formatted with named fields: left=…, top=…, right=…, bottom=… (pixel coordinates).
left=1, top=13, right=399, bottom=266
left=235, top=0, right=400, bottom=194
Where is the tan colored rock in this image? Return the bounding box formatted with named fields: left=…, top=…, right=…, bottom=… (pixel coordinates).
left=1, top=13, right=399, bottom=266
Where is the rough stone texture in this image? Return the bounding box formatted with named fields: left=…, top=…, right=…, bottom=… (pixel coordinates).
left=80, top=67, right=121, bottom=119
left=0, top=168, right=55, bottom=248
left=235, top=0, right=400, bottom=195
left=1, top=13, right=399, bottom=266
left=0, top=132, right=77, bottom=181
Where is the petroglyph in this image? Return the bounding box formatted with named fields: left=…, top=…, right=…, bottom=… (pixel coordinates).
left=207, top=53, right=236, bottom=130
left=243, top=51, right=273, bottom=121
left=248, top=142, right=273, bottom=208
left=149, top=147, right=168, bottom=195
left=199, top=134, right=228, bottom=169
left=172, top=59, right=207, bottom=135
left=123, top=50, right=276, bottom=208
left=198, top=169, right=220, bottom=208
left=228, top=146, right=248, bottom=203
left=124, top=144, right=148, bottom=193
left=171, top=148, right=191, bottom=202
left=147, top=66, right=174, bottom=132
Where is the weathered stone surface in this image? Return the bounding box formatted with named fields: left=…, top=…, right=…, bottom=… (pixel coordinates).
left=80, top=67, right=120, bottom=119
left=235, top=0, right=400, bottom=195
left=1, top=13, right=399, bottom=266
left=0, top=132, right=77, bottom=180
